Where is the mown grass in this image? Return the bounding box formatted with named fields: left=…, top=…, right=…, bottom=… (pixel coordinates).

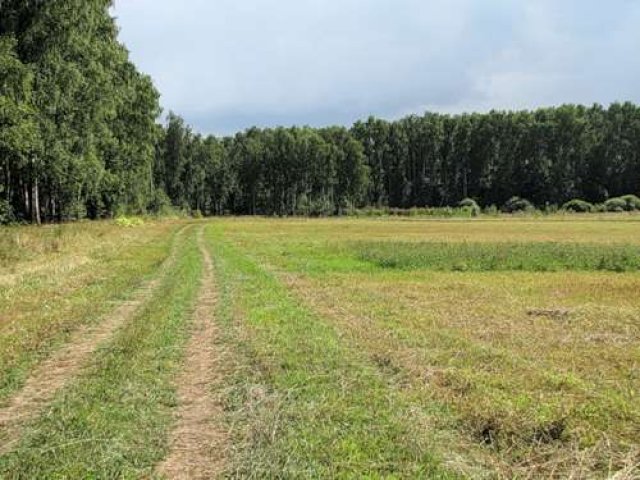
left=289, top=271, right=640, bottom=475
left=0, top=221, right=181, bottom=401
left=355, top=241, right=640, bottom=272
left=1, top=216, right=638, bottom=477
left=0, top=227, right=201, bottom=478
left=206, top=225, right=460, bottom=478
left=215, top=217, right=640, bottom=477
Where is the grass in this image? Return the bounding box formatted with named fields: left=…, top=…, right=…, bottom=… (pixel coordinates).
left=213, top=217, right=640, bottom=477
left=0, top=220, right=145, bottom=269
left=0, top=226, right=201, bottom=477
left=206, top=225, right=459, bottom=478
left=0, top=216, right=638, bottom=478
left=354, top=241, right=640, bottom=272
left=0, top=221, right=182, bottom=401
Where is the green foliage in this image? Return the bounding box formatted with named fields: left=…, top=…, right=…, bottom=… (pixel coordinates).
left=114, top=216, right=145, bottom=228
left=604, top=197, right=628, bottom=212
left=605, top=195, right=640, bottom=212
left=483, top=205, right=500, bottom=216
left=349, top=206, right=482, bottom=218
left=0, top=1, right=159, bottom=223
left=153, top=103, right=640, bottom=219
left=458, top=198, right=481, bottom=216
left=562, top=199, right=594, bottom=213
left=0, top=198, right=15, bottom=224
left=620, top=195, right=640, bottom=210
left=502, top=197, right=535, bottom=213
left=3, top=1, right=640, bottom=223
left=355, top=241, right=640, bottom=272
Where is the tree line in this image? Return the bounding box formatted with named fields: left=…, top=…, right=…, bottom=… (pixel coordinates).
left=2, top=2, right=639, bottom=223
left=156, top=104, right=640, bottom=216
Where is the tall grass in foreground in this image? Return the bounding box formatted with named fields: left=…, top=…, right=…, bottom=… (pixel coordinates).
left=355, top=241, right=640, bottom=272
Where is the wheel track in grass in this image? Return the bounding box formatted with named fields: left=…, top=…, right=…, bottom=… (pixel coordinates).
left=156, top=226, right=227, bottom=479
left=0, top=225, right=190, bottom=456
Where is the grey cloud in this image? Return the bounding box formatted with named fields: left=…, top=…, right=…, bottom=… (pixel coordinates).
left=114, top=0, right=640, bottom=135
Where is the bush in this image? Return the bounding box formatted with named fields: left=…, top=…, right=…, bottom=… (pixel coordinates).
left=502, top=197, right=535, bottom=213
left=308, top=198, right=334, bottom=217
left=619, top=194, right=640, bottom=211
left=115, top=216, right=145, bottom=228
left=593, top=203, right=607, bottom=213
left=148, top=188, right=176, bottom=217
left=562, top=199, right=594, bottom=213
left=192, top=209, right=203, bottom=219
left=458, top=198, right=481, bottom=217
left=604, top=195, right=640, bottom=212
left=604, top=197, right=627, bottom=212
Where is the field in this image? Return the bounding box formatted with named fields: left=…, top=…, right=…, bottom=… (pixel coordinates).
left=0, top=217, right=639, bottom=478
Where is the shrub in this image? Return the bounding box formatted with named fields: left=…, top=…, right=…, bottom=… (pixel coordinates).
left=604, top=197, right=627, bottom=212
left=192, top=209, right=203, bottom=219
left=604, top=195, right=640, bottom=212
left=458, top=198, right=481, bottom=217
left=593, top=203, right=606, bottom=213
left=115, top=216, right=145, bottom=228
left=562, top=199, right=594, bottom=213
left=148, top=188, right=176, bottom=217
left=309, top=198, right=334, bottom=217
left=502, top=197, right=535, bottom=213
left=459, top=198, right=479, bottom=209
left=619, top=194, right=640, bottom=211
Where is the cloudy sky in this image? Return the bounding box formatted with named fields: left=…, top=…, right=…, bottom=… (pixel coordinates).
left=113, top=0, right=640, bottom=135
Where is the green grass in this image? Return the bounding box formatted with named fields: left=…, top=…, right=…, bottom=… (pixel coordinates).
left=355, top=241, right=640, bottom=272
left=213, top=217, right=640, bottom=477
left=207, top=225, right=459, bottom=479
left=1, top=217, right=638, bottom=478
left=0, top=228, right=201, bottom=478
left=0, top=224, right=180, bottom=401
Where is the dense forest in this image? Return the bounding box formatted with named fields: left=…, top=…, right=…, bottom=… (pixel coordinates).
left=2, top=2, right=640, bottom=223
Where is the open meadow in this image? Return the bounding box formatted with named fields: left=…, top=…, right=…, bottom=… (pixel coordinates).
left=0, top=216, right=639, bottom=478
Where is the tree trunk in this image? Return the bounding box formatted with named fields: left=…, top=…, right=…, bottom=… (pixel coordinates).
left=32, top=178, right=41, bottom=225
left=24, top=183, right=30, bottom=219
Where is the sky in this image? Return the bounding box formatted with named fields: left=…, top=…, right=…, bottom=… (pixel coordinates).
left=113, top=0, right=640, bottom=136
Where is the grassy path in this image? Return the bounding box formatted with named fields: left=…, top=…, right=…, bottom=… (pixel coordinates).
left=0, top=225, right=202, bottom=477
left=157, top=227, right=227, bottom=479
left=2, top=217, right=637, bottom=477
left=0, top=226, right=187, bottom=455
left=0, top=222, right=181, bottom=401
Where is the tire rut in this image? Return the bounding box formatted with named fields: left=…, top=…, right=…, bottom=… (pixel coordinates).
left=0, top=226, right=189, bottom=455
left=156, top=226, right=227, bottom=479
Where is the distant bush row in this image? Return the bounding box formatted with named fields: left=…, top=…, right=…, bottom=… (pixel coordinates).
left=562, top=195, right=640, bottom=213
left=345, top=195, right=640, bottom=217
